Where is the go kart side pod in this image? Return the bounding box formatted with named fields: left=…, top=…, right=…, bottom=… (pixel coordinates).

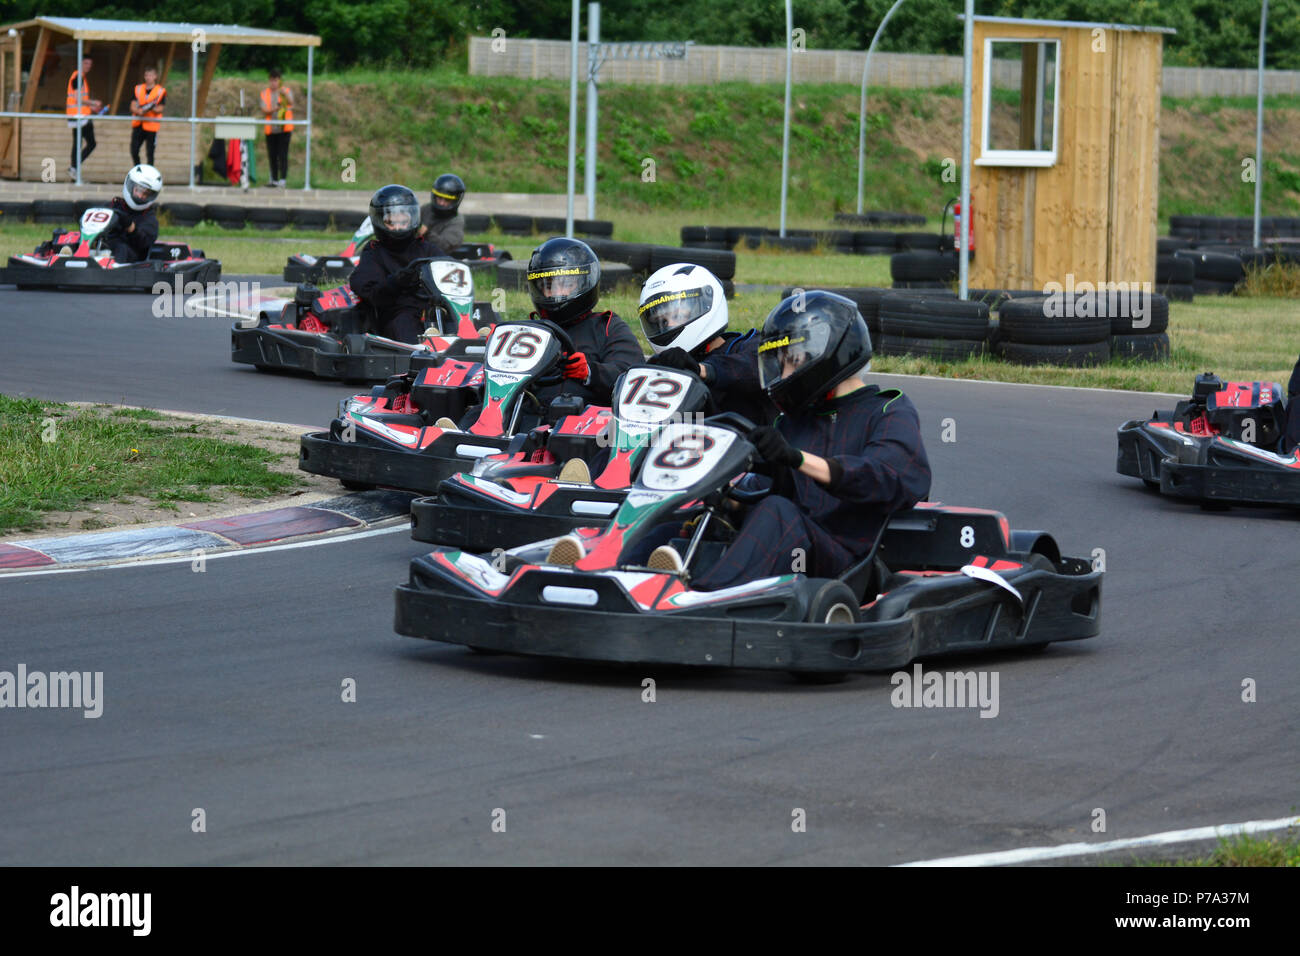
left=395, top=420, right=1103, bottom=675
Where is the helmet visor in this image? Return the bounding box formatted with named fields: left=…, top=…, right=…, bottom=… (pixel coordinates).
left=129, top=182, right=158, bottom=206
left=639, top=286, right=715, bottom=346
left=758, top=321, right=832, bottom=393
left=528, top=265, right=592, bottom=302
left=370, top=196, right=420, bottom=239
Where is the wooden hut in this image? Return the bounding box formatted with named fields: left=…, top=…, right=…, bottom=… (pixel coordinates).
left=967, top=16, right=1174, bottom=291
left=0, top=16, right=319, bottom=185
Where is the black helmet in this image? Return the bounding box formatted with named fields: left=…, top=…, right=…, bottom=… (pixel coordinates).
left=368, top=184, right=421, bottom=246
left=431, top=173, right=465, bottom=218
left=526, top=237, right=601, bottom=326
left=757, top=290, right=872, bottom=414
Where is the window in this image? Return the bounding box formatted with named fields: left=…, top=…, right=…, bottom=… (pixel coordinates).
left=978, top=38, right=1060, bottom=167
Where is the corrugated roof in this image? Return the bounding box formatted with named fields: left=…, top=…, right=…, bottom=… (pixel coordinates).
left=0, top=16, right=320, bottom=46
left=959, top=15, right=1176, bottom=35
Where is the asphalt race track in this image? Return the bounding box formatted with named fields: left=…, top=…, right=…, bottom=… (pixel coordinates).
left=2, top=289, right=1297, bottom=865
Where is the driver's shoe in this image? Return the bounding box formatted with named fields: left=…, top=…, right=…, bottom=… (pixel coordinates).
left=547, top=534, right=585, bottom=566
left=647, top=545, right=685, bottom=574
left=433, top=417, right=457, bottom=430
left=557, top=458, right=591, bottom=484
left=58, top=245, right=73, bottom=256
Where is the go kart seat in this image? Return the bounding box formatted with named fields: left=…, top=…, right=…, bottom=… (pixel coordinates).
left=836, top=519, right=894, bottom=603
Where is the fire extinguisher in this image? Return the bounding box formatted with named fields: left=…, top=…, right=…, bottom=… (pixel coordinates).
left=953, top=199, right=975, bottom=252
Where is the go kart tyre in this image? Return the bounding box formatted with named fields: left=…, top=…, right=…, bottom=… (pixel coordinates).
left=291, top=208, right=333, bottom=230
left=248, top=206, right=289, bottom=230
left=163, top=202, right=203, bottom=227
left=204, top=204, right=247, bottom=229
left=879, top=335, right=985, bottom=360
left=997, top=340, right=1110, bottom=366
left=788, top=580, right=860, bottom=684
left=333, top=210, right=368, bottom=231
left=1111, top=332, right=1170, bottom=362
left=0, top=201, right=33, bottom=223
left=879, top=295, right=990, bottom=339
left=33, top=200, right=76, bottom=223
left=997, top=296, right=1109, bottom=344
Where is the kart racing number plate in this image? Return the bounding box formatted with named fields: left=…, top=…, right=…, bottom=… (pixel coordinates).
left=430, top=259, right=474, bottom=300
left=79, top=207, right=115, bottom=241
left=616, top=369, right=694, bottom=430
left=640, top=423, right=738, bottom=491
left=485, top=324, right=553, bottom=374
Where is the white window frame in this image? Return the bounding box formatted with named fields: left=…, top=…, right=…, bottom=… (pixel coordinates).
left=976, top=37, right=1061, bottom=168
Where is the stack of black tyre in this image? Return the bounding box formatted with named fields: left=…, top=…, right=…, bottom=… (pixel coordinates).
left=994, top=291, right=1168, bottom=365
left=490, top=214, right=614, bottom=237
left=1168, top=215, right=1300, bottom=241
left=679, top=224, right=938, bottom=256
left=891, top=248, right=958, bottom=288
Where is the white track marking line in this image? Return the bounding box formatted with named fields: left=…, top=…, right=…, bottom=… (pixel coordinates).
left=0, top=523, right=410, bottom=581
left=897, top=814, right=1300, bottom=866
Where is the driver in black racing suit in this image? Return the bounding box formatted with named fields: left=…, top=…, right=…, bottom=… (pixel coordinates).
left=349, top=184, right=438, bottom=343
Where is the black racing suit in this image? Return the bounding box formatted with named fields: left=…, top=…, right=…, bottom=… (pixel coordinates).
left=532, top=309, right=645, bottom=410
left=694, top=384, right=932, bottom=591
left=103, top=197, right=158, bottom=264
left=420, top=210, right=465, bottom=255
left=699, top=329, right=777, bottom=426
left=349, top=234, right=439, bottom=342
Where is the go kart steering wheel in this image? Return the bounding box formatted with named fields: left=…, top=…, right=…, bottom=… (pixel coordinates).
left=527, top=318, right=577, bottom=388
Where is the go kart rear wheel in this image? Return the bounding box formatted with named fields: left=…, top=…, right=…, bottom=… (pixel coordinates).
left=790, top=580, right=860, bottom=684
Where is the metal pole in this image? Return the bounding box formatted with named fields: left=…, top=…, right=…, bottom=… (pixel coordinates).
left=779, top=0, right=792, bottom=237
left=1254, top=0, right=1268, bottom=248
left=74, top=38, right=82, bottom=185
left=958, top=0, right=973, bottom=300
left=585, top=4, right=600, bottom=220
left=304, top=44, right=314, bottom=190
left=856, top=0, right=907, bottom=215
left=566, top=0, right=579, bottom=237
left=188, top=44, right=197, bottom=188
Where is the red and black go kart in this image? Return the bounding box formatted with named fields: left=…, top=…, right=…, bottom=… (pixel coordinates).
left=395, top=415, right=1103, bottom=677
left=299, top=318, right=608, bottom=493
left=0, top=206, right=220, bottom=291
left=1117, top=371, right=1300, bottom=507
left=282, top=214, right=512, bottom=282
left=232, top=256, right=498, bottom=383
left=409, top=364, right=712, bottom=550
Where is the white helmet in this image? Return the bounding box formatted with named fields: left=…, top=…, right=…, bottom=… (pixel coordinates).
left=637, top=263, right=728, bottom=355
left=123, top=164, right=163, bottom=211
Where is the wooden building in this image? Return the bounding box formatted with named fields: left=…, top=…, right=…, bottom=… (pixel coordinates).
left=0, top=16, right=319, bottom=185
left=966, top=16, right=1174, bottom=291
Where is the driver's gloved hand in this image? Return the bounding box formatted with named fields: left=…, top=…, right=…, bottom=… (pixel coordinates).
left=649, top=347, right=700, bottom=375
left=395, top=262, right=423, bottom=290
left=748, top=425, right=803, bottom=469
left=563, top=351, right=590, bottom=383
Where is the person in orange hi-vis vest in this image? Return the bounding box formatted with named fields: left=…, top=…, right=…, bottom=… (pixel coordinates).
left=129, top=67, right=167, bottom=167
left=260, top=68, right=295, bottom=187
left=66, top=56, right=103, bottom=179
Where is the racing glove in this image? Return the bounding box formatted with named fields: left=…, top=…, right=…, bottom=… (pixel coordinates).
left=748, top=425, right=803, bottom=470
left=649, top=347, right=702, bottom=376
left=563, top=351, right=591, bottom=383
left=395, top=262, right=424, bottom=290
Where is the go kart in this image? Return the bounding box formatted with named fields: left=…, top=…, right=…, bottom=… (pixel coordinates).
left=0, top=207, right=220, bottom=291
left=231, top=256, right=498, bottom=383
left=395, top=415, right=1103, bottom=676
left=282, top=214, right=511, bottom=282
left=410, top=364, right=712, bottom=550
left=299, top=318, right=605, bottom=493
left=1117, top=371, right=1300, bottom=507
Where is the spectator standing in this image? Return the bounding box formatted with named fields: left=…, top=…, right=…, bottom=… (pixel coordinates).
left=66, top=56, right=103, bottom=179
left=260, top=68, right=294, bottom=187
left=129, top=67, right=166, bottom=167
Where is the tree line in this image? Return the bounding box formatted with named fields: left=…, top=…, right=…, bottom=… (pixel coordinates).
left=1, top=0, right=1295, bottom=72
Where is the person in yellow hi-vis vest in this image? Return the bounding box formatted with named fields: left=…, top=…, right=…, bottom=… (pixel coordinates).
left=66, top=56, right=103, bottom=179
left=129, top=67, right=167, bottom=167
left=260, top=68, right=295, bottom=187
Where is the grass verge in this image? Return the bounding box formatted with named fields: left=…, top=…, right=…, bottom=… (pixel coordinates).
left=0, top=396, right=302, bottom=534
left=1123, top=830, right=1300, bottom=866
